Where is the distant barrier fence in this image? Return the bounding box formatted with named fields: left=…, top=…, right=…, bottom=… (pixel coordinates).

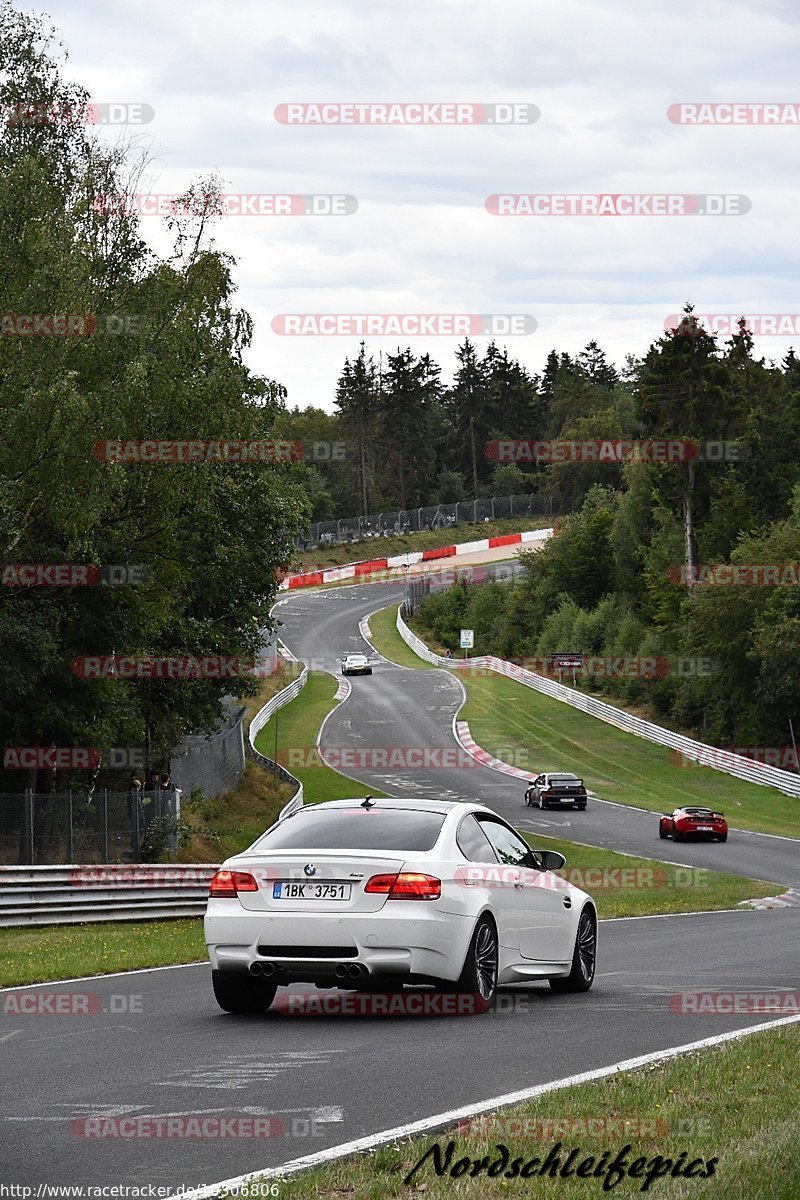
left=395, top=609, right=800, bottom=798
left=0, top=863, right=216, bottom=927
left=246, top=660, right=307, bottom=804
left=307, top=493, right=565, bottom=546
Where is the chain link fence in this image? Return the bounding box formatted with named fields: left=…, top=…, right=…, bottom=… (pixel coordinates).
left=306, top=492, right=565, bottom=547
left=168, top=705, right=246, bottom=800
left=0, top=787, right=181, bottom=866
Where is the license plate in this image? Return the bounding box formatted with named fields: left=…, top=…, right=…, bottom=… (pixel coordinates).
left=696, top=826, right=712, bottom=831
left=273, top=881, right=352, bottom=901
left=560, top=797, right=575, bottom=803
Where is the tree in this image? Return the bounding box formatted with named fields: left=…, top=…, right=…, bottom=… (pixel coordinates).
left=635, top=304, right=735, bottom=587
left=380, top=348, right=440, bottom=509
left=0, top=5, right=309, bottom=801
left=445, top=339, right=490, bottom=497
left=334, top=342, right=379, bottom=515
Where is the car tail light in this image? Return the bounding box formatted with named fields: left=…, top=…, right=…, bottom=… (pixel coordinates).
left=209, top=869, right=258, bottom=897
left=364, top=872, right=441, bottom=900
left=542, top=789, right=553, bottom=798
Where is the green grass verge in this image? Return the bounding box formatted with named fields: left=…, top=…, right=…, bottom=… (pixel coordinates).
left=294, top=516, right=554, bottom=570
left=458, top=671, right=800, bottom=838
left=254, top=670, right=387, bottom=803
left=175, top=761, right=291, bottom=862
left=520, top=832, right=776, bottom=918
left=0, top=918, right=205, bottom=988
left=256, top=1025, right=799, bottom=1200
left=366, top=604, right=436, bottom=669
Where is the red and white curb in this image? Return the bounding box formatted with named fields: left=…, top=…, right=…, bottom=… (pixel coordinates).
left=743, top=888, right=800, bottom=909
left=280, top=528, right=553, bottom=590
left=454, top=719, right=536, bottom=781
left=333, top=676, right=350, bottom=702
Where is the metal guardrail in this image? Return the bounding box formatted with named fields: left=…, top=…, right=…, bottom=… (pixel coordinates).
left=395, top=608, right=800, bottom=797
left=0, top=863, right=218, bottom=927
left=0, top=666, right=315, bottom=927
left=246, top=660, right=308, bottom=803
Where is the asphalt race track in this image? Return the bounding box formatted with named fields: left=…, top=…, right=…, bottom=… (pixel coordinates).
left=275, top=580, right=800, bottom=889
left=2, top=574, right=799, bottom=1191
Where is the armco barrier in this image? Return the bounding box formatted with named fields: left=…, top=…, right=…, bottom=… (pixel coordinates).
left=395, top=609, right=800, bottom=798
left=0, top=863, right=218, bottom=927
left=246, top=661, right=307, bottom=803
left=0, top=792, right=305, bottom=927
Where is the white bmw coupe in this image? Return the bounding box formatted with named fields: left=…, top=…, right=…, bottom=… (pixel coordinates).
left=205, top=797, right=597, bottom=1013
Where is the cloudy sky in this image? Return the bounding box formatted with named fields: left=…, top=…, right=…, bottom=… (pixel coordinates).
left=32, top=0, right=800, bottom=409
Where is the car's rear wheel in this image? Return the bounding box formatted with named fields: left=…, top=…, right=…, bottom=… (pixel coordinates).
left=455, top=916, right=498, bottom=1004
left=718, top=833, right=728, bottom=842
left=577, top=804, right=586, bottom=811
left=673, top=829, right=684, bottom=842
left=212, top=970, right=277, bottom=1014
left=549, top=908, right=596, bottom=994
left=658, top=824, right=668, bottom=839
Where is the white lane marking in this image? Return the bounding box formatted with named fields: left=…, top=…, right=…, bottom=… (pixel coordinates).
left=159, top=1050, right=348, bottom=1091
left=601, top=908, right=776, bottom=922
left=7, top=1105, right=345, bottom=1124
left=0, top=962, right=208, bottom=993
left=167, top=1013, right=800, bottom=1198
left=0, top=1029, right=21, bottom=1043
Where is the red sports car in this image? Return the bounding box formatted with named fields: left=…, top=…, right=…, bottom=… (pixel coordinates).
left=659, top=807, right=728, bottom=842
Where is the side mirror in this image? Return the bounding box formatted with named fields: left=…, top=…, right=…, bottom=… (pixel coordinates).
left=534, top=850, right=566, bottom=871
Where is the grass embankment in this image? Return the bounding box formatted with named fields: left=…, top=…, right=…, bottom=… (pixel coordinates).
left=0, top=919, right=206, bottom=987
left=294, top=516, right=554, bottom=570
left=387, top=613, right=798, bottom=839
left=459, top=671, right=800, bottom=839
left=254, top=670, right=387, bottom=803
left=365, top=604, right=436, bottom=669
left=249, top=1025, right=800, bottom=1200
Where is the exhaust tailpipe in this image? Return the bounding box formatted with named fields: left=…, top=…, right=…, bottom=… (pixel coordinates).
left=348, top=964, right=364, bottom=979
left=334, top=964, right=348, bottom=979
left=260, top=962, right=276, bottom=977
left=249, top=962, right=263, bottom=977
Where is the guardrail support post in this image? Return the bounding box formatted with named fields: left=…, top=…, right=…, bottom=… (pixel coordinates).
left=102, top=790, right=109, bottom=861
left=21, top=789, right=33, bottom=865
left=68, top=790, right=74, bottom=862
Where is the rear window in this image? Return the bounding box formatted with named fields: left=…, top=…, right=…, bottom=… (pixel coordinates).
left=251, top=807, right=446, bottom=852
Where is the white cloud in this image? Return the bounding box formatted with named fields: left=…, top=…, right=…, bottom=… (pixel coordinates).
left=32, top=0, right=800, bottom=407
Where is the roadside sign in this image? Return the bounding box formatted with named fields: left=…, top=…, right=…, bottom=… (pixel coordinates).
left=460, top=629, right=474, bottom=649
left=549, top=653, right=583, bottom=671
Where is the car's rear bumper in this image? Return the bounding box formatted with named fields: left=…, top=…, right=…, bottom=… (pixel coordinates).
left=205, top=901, right=473, bottom=982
